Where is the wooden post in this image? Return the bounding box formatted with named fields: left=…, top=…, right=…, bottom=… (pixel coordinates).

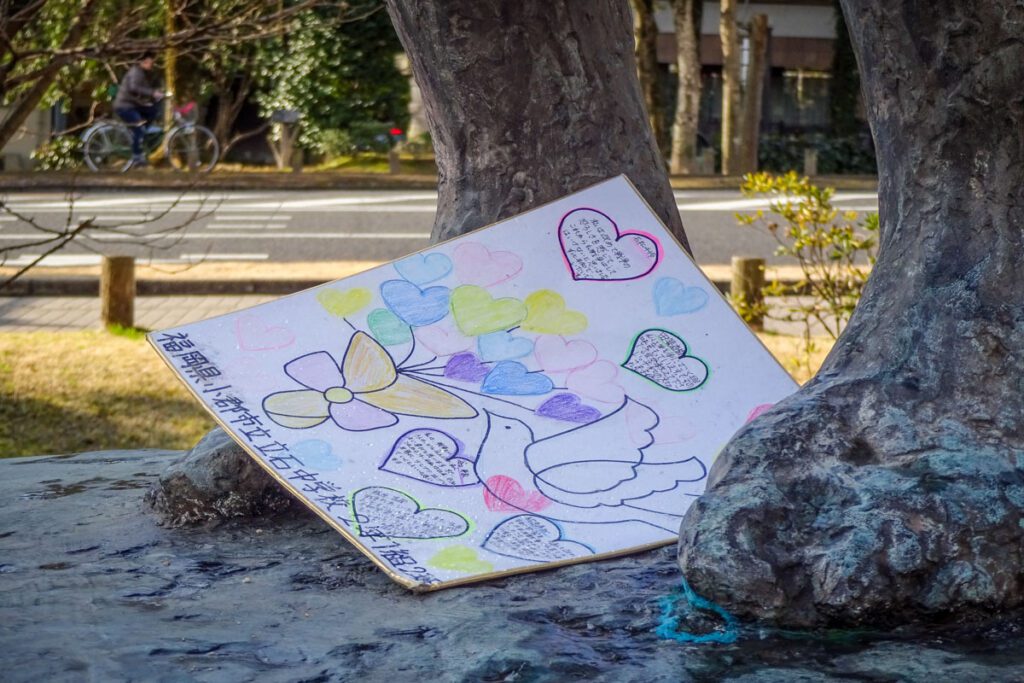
left=388, top=147, right=401, bottom=174
left=803, top=148, right=819, bottom=177
left=731, top=255, right=764, bottom=329
left=101, top=256, right=135, bottom=329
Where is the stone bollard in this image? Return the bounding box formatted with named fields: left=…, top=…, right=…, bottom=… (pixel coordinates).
left=731, top=256, right=765, bottom=330
left=101, top=255, right=135, bottom=329
left=803, top=148, right=819, bottom=177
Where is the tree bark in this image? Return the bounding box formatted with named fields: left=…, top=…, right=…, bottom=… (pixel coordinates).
left=383, top=0, right=688, bottom=252
left=678, top=0, right=1024, bottom=627
left=630, top=0, right=667, bottom=156
left=736, top=14, right=767, bottom=174
left=669, top=0, right=702, bottom=175
left=718, top=0, right=740, bottom=175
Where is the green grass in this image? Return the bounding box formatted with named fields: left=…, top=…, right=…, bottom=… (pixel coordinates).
left=0, top=331, right=213, bottom=457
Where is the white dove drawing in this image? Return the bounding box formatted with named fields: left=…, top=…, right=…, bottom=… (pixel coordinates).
left=473, top=397, right=707, bottom=532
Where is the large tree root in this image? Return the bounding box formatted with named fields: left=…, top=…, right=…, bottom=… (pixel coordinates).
left=678, top=376, right=1024, bottom=628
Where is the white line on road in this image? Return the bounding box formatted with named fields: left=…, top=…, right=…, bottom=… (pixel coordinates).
left=178, top=253, right=269, bottom=261
left=0, top=231, right=431, bottom=241
left=213, top=215, right=292, bottom=221
left=208, top=223, right=290, bottom=230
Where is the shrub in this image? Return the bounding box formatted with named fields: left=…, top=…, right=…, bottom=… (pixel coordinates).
left=32, top=136, right=83, bottom=170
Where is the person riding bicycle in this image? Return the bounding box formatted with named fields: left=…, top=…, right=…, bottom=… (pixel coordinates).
left=112, top=52, right=166, bottom=167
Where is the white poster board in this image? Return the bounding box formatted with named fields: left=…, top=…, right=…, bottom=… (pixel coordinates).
left=150, top=176, right=797, bottom=590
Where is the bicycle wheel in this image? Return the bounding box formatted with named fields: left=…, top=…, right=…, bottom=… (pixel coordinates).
left=165, top=125, right=219, bottom=173
left=83, top=123, right=134, bottom=172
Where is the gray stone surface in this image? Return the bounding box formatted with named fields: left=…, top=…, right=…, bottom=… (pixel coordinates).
left=678, top=1, right=1024, bottom=627
left=5, top=449, right=1024, bottom=681
left=146, top=428, right=296, bottom=527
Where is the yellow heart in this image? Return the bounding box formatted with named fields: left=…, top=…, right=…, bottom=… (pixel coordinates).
left=317, top=287, right=371, bottom=318
left=522, top=290, right=588, bottom=335
left=428, top=545, right=494, bottom=574
left=450, top=285, right=527, bottom=336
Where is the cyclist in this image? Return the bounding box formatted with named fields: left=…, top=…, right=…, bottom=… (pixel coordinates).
left=112, top=51, right=166, bottom=167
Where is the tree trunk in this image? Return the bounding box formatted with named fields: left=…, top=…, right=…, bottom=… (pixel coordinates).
left=669, top=0, right=702, bottom=175
left=678, top=0, right=1024, bottom=628
left=630, top=0, right=667, bottom=156
left=0, top=0, right=101, bottom=151
left=736, top=14, right=767, bottom=174
left=164, top=0, right=177, bottom=130
left=718, top=0, right=740, bottom=175
left=383, top=0, right=688, bottom=252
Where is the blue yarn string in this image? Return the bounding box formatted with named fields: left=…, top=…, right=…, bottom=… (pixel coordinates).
left=655, top=578, right=740, bottom=644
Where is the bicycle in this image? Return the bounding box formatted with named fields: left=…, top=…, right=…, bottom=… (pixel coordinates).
left=82, top=102, right=220, bottom=173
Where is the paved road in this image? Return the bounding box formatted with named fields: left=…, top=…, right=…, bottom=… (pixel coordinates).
left=0, top=188, right=878, bottom=268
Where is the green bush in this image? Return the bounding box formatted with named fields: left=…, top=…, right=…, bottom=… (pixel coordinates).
left=31, top=136, right=83, bottom=170
left=758, top=132, right=877, bottom=175
left=734, top=171, right=879, bottom=375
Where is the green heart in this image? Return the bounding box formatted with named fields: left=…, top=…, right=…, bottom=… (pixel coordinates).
left=428, top=545, right=494, bottom=574
left=450, top=285, right=527, bottom=337
left=317, top=287, right=371, bottom=318
left=367, top=308, right=412, bottom=346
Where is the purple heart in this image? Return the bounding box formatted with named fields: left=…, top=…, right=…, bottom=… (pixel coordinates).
left=444, top=352, right=490, bottom=382
left=535, top=393, right=601, bottom=423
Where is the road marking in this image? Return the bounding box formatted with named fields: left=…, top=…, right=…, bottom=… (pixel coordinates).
left=214, top=215, right=292, bottom=221
left=2, top=254, right=103, bottom=267
left=178, top=253, right=270, bottom=261
left=208, top=223, right=290, bottom=230
left=0, top=231, right=431, bottom=242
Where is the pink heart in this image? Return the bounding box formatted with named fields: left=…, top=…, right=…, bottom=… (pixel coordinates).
left=453, top=242, right=523, bottom=287
left=534, top=336, right=598, bottom=373
left=566, top=361, right=624, bottom=404
left=483, top=475, right=550, bottom=513
left=416, top=322, right=471, bottom=357
left=234, top=314, right=295, bottom=352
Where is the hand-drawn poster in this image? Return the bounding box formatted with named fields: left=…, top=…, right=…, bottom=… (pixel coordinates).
left=150, top=175, right=797, bottom=591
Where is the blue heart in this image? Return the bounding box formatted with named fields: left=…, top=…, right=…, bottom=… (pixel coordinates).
left=482, top=361, right=554, bottom=396
left=292, top=439, right=342, bottom=471
left=394, top=252, right=452, bottom=286
left=653, top=277, right=709, bottom=316
left=380, top=280, right=451, bottom=327
left=477, top=331, right=534, bottom=362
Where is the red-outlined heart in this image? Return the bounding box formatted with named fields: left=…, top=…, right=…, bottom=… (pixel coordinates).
left=557, top=207, right=661, bottom=281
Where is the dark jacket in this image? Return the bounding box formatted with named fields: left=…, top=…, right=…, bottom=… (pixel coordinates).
left=113, top=65, right=157, bottom=109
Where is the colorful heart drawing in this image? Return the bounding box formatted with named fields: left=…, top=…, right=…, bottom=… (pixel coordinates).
left=477, top=331, right=534, bottom=362
left=535, top=393, right=601, bottom=424
left=745, top=403, right=774, bottom=423
left=367, top=308, right=413, bottom=346
left=417, top=322, right=471, bottom=356
left=452, top=242, right=523, bottom=287
left=380, top=280, right=451, bottom=327
left=394, top=252, right=453, bottom=286
left=316, top=287, right=372, bottom=318
left=653, top=277, right=709, bottom=316
left=482, top=514, right=594, bottom=563
left=379, top=428, right=479, bottom=487
left=566, top=360, right=624, bottom=404
left=351, top=486, right=470, bottom=540
left=444, top=352, right=491, bottom=382
left=481, top=361, right=554, bottom=396
left=450, top=285, right=527, bottom=337
left=521, top=290, right=588, bottom=335
left=428, top=545, right=494, bottom=574
left=558, top=207, right=660, bottom=281
left=234, top=313, right=295, bottom=351
left=483, top=475, right=550, bottom=512
left=533, top=336, right=597, bottom=373
left=622, top=328, right=709, bottom=392
left=292, top=439, right=343, bottom=471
